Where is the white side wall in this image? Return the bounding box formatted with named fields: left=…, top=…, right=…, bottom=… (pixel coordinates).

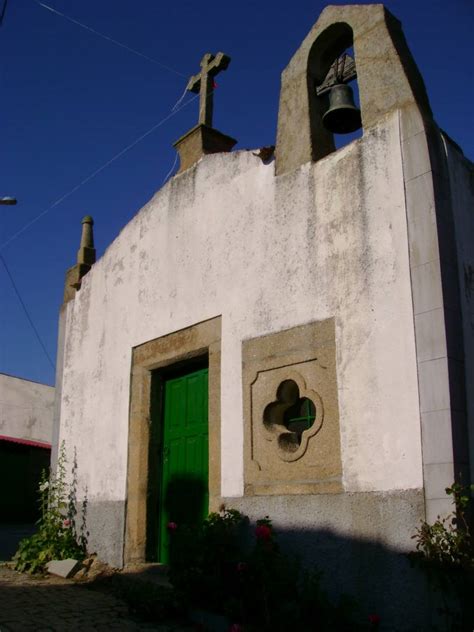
left=59, top=111, right=422, bottom=510
left=0, top=373, right=54, bottom=444
left=445, top=138, right=474, bottom=484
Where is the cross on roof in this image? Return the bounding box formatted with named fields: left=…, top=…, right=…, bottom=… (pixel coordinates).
left=187, top=52, right=231, bottom=128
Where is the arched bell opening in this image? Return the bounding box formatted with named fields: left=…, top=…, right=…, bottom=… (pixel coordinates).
left=307, top=23, right=363, bottom=161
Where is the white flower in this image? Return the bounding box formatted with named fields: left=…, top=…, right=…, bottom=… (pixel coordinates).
left=39, top=481, right=49, bottom=492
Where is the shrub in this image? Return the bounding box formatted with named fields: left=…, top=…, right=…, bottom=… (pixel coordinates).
left=168, top=507, right=245, bottom=615
left=411, top=482, right=474, bottom=630
left=168, top=508, right=361, bottom=631
left=13, top=443, right=88, bottom=573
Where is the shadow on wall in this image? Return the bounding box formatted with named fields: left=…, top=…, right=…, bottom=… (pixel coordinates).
left=144, top=487, right=438, bottom=627
left=273, top=526, right=432, bottom=629
left=141, top=477, right=445, bottom=627
left=1, top=521, right=463, bottom=630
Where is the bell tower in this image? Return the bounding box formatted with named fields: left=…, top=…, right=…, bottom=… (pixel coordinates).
left=274, top=4, right=472, bottom=525
left=275, top=5, right=431, bottom=174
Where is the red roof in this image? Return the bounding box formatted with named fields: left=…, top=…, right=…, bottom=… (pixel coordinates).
left=0, top=434, right=51, bottom=449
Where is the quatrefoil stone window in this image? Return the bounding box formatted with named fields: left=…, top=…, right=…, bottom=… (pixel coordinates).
left=243, top=320, right=342, bottom=494
left=263, top=377, right=324, bottom=462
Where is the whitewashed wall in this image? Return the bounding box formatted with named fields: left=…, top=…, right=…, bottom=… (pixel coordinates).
left=0, top=373, right=54, bottom=444
left=58, top=111, right=422, bottom=515
left=445, top=138, right=474, bottom=485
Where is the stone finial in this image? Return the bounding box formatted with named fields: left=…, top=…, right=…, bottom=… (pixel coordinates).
left=77, top=215, right=96, bottom=266
left=173, top=52, right=237, bottom=174
left=63, top=216, right=96, bottom=303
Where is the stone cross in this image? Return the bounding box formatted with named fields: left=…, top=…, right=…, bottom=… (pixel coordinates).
left=187, top=52, right=231, bottom=128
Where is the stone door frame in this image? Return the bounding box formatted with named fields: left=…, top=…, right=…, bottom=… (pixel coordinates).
left=123, top=316, right=222, bottom=565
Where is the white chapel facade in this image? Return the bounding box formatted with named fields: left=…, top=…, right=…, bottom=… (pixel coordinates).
left=53, top=5, right=473, bottom=626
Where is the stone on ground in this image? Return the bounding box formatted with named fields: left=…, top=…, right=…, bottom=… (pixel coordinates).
left=46, top=558, right=81, bottom=578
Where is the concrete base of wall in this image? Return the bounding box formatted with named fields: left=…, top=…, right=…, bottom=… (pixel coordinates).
left=85, top=500, right=125, bottom=569
left=86, top=489, right=436, bottom=628
left=223, top=489, right=433, bottom=630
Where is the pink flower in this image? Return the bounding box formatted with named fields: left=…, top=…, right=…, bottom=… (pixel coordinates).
left=167, top=521, right=178, bottom=531
left=62, top=519, right=71, bottom=528
left=236, top=562, right=248, bottom=572
left=368, top=614, right=381, bottom=625
left=255, top=524, right=272, bottom=541
left=228, top=625, right=242, bottom=632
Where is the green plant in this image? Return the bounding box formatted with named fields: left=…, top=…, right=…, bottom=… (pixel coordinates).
left=13, top=443, right=88, bottom=573
left=411, top=482, right=474, bottom=630
left=168, top=508, right=361, bottom=631
left=168, top=507, right=246, bottom=615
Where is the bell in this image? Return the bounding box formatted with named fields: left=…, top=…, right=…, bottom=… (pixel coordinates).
left=322, top=83, right=362, bottom=134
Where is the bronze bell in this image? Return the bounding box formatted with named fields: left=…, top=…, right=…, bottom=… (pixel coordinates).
left=322, top=83, right=362, bottom=134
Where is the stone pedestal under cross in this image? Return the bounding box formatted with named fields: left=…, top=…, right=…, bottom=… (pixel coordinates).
left=173, top=52, right=237, bottom=173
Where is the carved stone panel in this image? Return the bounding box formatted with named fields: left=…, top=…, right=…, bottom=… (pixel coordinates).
left=243, top=319, right=342, bottom=496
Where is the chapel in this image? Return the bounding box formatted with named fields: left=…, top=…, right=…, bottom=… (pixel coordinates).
left=53, top=5, right=474, bottom=627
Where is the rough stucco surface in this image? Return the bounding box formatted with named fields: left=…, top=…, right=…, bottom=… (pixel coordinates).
left=0, top=373, right=54, bottom=444
left=445, top=140, right=474, bottom=484
left=85, top=500, right=125, bottom=569
left=58, top=111, right=423, bottom=566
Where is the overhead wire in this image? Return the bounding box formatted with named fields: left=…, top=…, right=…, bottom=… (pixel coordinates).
left=34, top=1, right=187, bottom=78
left=0, top=83, right=196, bottom=368
left=34, top=0, right=193, bottom=116
left=162, top=153, right=179, bottom=185
left=0, top=254, right=56, bottom=371
left=0, top=0, right=8, bottom=26
left=1, top=2, right=205, bottom=252
left=0, top=92, right=199, bottom=252
left=0, top=1, right=205, bottom=375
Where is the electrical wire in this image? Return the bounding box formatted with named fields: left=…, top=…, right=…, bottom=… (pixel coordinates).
left=162, top=153, right=179, bottom=185
left=171, top=83, right=190, bottom=112
left=0, top=0, right=8, bottom=26
left=0, top=3, right=220, bottom=379
left=0, top=3, right=222, bottom=251
left=34, top=1, right=187, bottom=78
left=0, top=254, right=56, bottom=371
left=0, top=92, right=199, bottom=252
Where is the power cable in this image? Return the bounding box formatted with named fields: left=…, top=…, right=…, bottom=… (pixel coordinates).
left=0, top=92, right=199, bottom=252
left=162, top=153, right=179, bottom=185
left=0, top=254, right=56, bottom=371
left=34, top=1, right=187, bottom=78
left=0, top=2, right=214, bottom=251
left=0, top=0, right=8, bottom=26
left=0, top=3, right=216, bottom=379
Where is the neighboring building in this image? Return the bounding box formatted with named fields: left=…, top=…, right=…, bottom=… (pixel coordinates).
left=53, top=4, right=473, bottom=627
left=0, top=373, right=54, bottom=522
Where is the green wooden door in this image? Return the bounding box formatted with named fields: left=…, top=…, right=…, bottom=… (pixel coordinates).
left=158, top=367, right=209, bottom=562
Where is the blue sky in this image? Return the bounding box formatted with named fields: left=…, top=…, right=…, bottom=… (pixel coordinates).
left=1, top=0, right=473, bottom=386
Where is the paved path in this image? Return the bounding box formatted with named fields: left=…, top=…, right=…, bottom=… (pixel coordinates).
left=0, top=565, right=191, bottom=631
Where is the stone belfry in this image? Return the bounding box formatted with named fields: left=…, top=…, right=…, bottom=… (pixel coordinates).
left=173, top=53, right=236, bottom=173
